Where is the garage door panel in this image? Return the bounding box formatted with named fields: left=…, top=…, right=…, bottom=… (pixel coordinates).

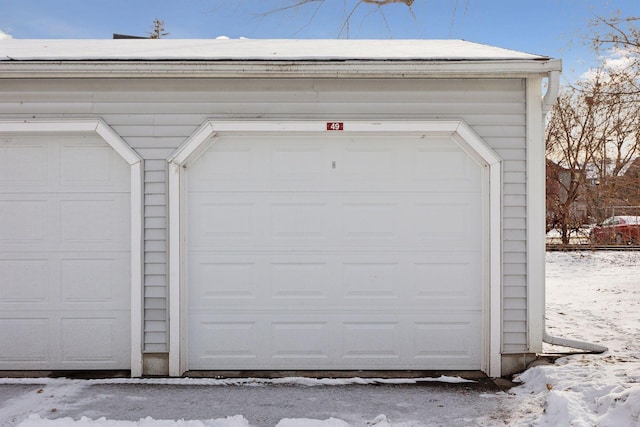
left=341, top=261, right=401, bottom=300
left=60, top=314, right=129, bottom=364
left=60, top=197, right=129, bottom=246
left=189, top=314, right=336, bottom=368
left=189, top=259, right=263, bottom=304
left=0, top=252, right=129, bottom=309
left=188, top=318, right=262, bottom=364
left=342, top=321, right=402, bottom=360
left=410, top=195, right=483, bottom=244
left=188, top=145, right=254, bottom=185
left=0, top=311, right=130, bottom=368
left=0, top=139, right=129, bottom=193
left=191, top=136, right=482, bottom=194
left=271, top=321, right=332, bottom=360
left=270, top=261, right=330, bottom=300
left=189, top=313, right=480, bottom=370
left=190, top=193, right=480, bottom=251
left=189, top=138, right=333, bottom=190
left=187, top=133, right=484, bottom=370
left=0, top=136, right=131, bottom=370
left=60, top=144, right=129, bottom=189
left=271, top=202, right=329, bottom=240
left=340, top=146, right=397, bottom=183
left=412, top=254, right=483, bottom=305
left=413, top=145, right=482, bottom=190
left=60, top=255, right=130, bottom=306
left=0, top=199, right=48, bottom=243
left=0, top=318, right=49, bottom=364
left=0, top=194, right=130, bottom=252
left=342, top=201, right=398, bottom=241
left=0, top=144, right=48, bottom=187
left=413, top=316, right=482, bottom=364
left=189, top=199, right=256, bottom=244
left=190, top=252, right=478, bottom=309
left=269, top=143, right=329, bottom=181
left=0, top=258, right=49, bottom=303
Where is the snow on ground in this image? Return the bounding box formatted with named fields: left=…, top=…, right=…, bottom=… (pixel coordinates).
left=1, top=251, right=639, bottom=427
left=511, top=251, right=640, bottom=426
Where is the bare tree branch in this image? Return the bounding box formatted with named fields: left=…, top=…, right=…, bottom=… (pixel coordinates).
left=256, top=0, right=417, bottom=38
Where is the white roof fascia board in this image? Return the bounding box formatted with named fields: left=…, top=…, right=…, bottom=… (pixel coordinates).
left=0, top=60, right=562, bottom=79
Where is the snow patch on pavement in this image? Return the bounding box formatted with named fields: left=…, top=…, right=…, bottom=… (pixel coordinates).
left=0, top=376, right=474, bottom=387
left=17, top=415, right=252, bottom=427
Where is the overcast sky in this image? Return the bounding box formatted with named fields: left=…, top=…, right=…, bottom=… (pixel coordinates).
left=1, top=0, right=639, bottom=81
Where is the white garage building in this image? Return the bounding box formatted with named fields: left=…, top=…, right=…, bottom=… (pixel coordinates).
left=0, top=39, right=561, bottom=377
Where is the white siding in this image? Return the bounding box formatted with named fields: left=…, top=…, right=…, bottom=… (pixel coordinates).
left=0, top=77, right=528, bottom=354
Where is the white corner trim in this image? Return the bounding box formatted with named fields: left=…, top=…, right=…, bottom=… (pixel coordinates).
left=526, top=78, right=546, bottom=353
left=168, top=160, right=183, bottom=377
left=95, top=120, right=144, bottom=166
left=129, top=161, right=144, bottom=377
left=168, top=119, right=503, bottom=377
left=0, top=119, right=144, bottom=377
left=168, top=121, right=216, bottom=167
left=489, top=164, right=503, bottom=377
left=449, top=122, right=503, bottom=377
left=453, top=122, right=501, bottom=166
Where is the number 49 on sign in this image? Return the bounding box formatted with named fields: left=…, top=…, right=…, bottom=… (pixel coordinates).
left=326, top=122, right=344, bottom=131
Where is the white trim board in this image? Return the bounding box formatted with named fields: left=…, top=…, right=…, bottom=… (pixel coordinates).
left=526, top=78, right=546, bottom=353
left=0, top=119, right=144, bottom=377
left=168, top=119, right=503, bottom=377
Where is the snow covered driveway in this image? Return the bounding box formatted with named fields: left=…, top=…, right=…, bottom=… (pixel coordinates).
left=1, top=251, right=639, bottom=426
left=0, top=377, right=505, bottom=427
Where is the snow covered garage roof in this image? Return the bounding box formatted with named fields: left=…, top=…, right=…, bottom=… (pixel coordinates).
left=0, top=39, right=561, bottom=78
left=0, top=39, right=546, bottom=61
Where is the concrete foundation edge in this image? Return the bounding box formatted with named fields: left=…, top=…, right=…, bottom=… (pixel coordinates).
left=143, top=353, right=170, bottom=376
left=501, top=353, right=538, bottom=376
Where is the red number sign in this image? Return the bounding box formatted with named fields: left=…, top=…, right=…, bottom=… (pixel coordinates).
left=326, top=122, right=344, bottom=131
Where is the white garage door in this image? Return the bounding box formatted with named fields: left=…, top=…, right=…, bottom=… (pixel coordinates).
left=0, top=135, right=131, bottom=370
left=187, top=133, right=483, bottom=370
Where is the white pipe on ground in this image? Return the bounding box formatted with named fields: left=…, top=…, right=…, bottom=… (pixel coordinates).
left=543, top=330, right=608, bottom=353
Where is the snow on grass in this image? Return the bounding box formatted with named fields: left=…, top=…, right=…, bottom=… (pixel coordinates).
left=510, top=251, right=640, bottom=427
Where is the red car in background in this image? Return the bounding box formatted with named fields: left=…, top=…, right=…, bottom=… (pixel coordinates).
left=590, top=216, right=640, bottom=245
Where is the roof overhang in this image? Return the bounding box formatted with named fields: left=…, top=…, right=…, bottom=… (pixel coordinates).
left=0, top=59, right=562, bottom=79
left=0, top=39, right=561, bottom=79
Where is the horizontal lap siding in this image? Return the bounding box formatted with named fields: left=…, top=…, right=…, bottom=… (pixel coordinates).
left=0, top=77, right=528, bottom=354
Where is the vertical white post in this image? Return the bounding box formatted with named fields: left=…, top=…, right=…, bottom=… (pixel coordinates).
left=526, top=77, right=545, bottom=353
left=130, top=161, right=144, bottom=377
left=489, top=162, right=503, bottom=377
left=168, top=160, right=183, bottom=376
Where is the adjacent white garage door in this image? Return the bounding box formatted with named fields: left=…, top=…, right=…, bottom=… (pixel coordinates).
left=0, top=135, right=131, bottom=370
left=186, top=133, right=483, bottom=370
